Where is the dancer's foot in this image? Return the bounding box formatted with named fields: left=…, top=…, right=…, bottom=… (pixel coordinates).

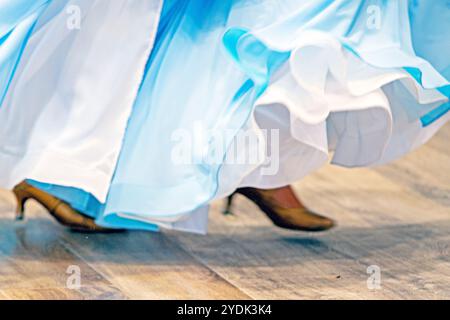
left=225, top=186, right=335, bottom=232
left=13, top=181, right=123, bottom=233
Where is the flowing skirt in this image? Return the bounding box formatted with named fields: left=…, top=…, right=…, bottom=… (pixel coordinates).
left=1, top=0, right=449, bottom=233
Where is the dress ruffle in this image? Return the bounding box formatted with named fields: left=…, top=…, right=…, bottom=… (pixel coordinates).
left=217, top=6, right=450, bottom=196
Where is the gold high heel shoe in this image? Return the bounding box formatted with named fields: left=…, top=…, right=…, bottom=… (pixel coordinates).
left=224, top=187, right=335, bottom=232
left=13, top=181, right=122, bottom=233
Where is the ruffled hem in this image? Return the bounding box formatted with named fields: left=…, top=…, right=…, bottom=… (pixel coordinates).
left=214, top=2, right=449, bottom=198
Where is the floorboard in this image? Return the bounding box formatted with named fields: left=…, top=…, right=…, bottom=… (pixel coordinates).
left=0, top=124, right=448, bottom=299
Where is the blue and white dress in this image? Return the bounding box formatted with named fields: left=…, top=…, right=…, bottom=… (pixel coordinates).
left=1, top=0, right=449, bottom=233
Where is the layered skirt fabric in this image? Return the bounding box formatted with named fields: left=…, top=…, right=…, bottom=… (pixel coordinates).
left=1, top=0, right=449, bottom=233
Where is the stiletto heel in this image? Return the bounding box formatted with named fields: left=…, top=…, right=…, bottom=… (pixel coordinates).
left=12, top=184, right=30, bottom=220
left=222, top=193, right=236, bottom=216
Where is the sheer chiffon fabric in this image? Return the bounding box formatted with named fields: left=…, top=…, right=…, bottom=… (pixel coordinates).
left=1, top=0, right=448, bottom=233
left=0, top=0, right=163, bottom=200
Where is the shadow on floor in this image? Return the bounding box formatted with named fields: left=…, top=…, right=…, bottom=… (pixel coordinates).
left=1, top=215, right=449, bottom=270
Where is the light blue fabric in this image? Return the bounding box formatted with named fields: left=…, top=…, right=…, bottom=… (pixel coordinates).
left=0, top=0, right=51, bottom=105
left=3, top=0, right=449, bottom=231
left=405, top=0, right=450, bottom=126
left=27, top=180, right=160, bottom=231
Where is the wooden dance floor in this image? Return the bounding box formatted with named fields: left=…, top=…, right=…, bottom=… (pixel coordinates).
left=0, top=124, right=449, bottom=300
